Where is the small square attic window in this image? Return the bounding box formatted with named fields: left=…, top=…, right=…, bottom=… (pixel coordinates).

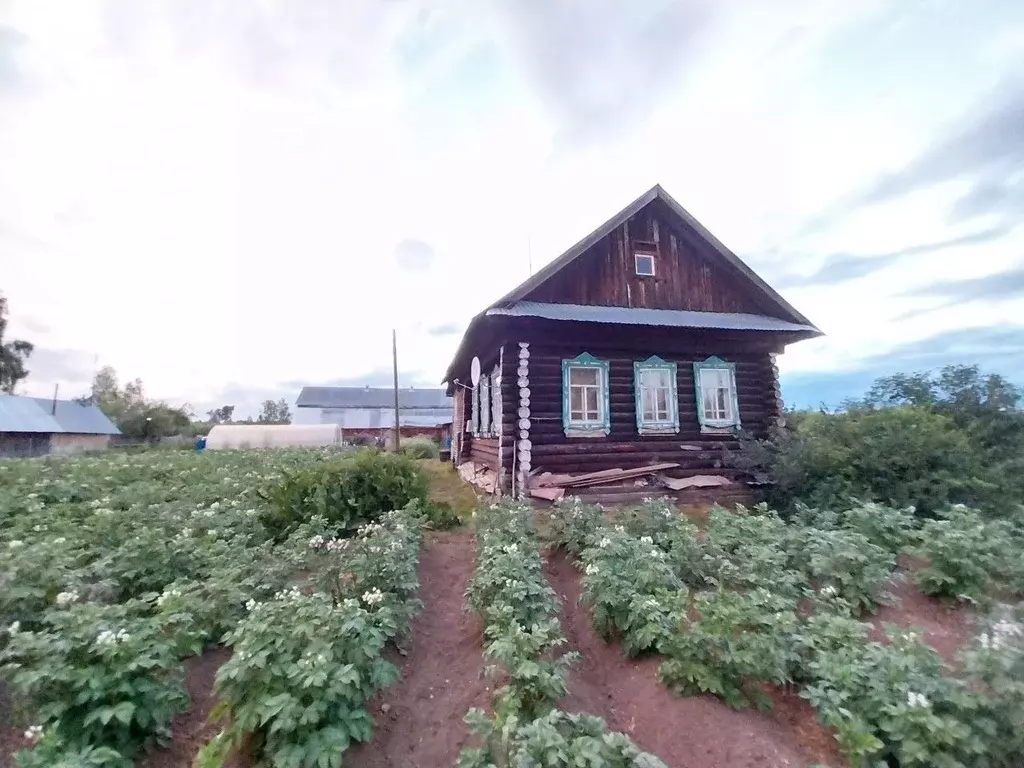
left=634, top=252, right=655, bottom=276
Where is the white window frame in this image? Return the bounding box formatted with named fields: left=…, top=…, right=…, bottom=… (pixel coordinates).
left=633, top=356, right=679, bottom=434
left=693, top=356, right=741, bottom=431
left=479, top=374, right=491, bottom=434
left=489, top=364, right=501, bottom=436
left=634, top=252, right=656, bottom=276
left=561, top=352, right=610, bottom=438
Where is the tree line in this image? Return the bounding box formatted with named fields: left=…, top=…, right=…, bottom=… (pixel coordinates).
left=734, top=364, right=1024, bottom=517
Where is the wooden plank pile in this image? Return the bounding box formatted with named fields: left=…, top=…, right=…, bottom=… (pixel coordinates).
left=528, top=462, right=681, bottom=502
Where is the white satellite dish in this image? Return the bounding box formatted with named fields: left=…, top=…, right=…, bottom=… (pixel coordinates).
left=470, top=356, right=482, bottom=387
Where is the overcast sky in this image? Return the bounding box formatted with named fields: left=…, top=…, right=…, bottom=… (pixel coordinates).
left=2, top=0, right=1022, bottom=417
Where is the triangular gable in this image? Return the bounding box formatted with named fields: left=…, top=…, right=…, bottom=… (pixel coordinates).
left=490, top=184, right=816, bottom=329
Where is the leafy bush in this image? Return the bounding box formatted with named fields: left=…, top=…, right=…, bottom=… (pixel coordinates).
left=658, top=588, right=800, bottom=709
left=733, top=406, right=990, bottom=515
left=910, top=506, right=1016, bottom=603
left=1, top=602, right=190, bottom=767
left=399, top=436, right=439, bottom=459
left=802, top=625, right=991, bottom=767
left=258, top=450, right=427, bottom=540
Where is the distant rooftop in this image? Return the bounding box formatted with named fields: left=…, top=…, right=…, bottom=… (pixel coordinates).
left=0, top=394, right=121, bottom=435
left=296, top=386, right=451, bottom=410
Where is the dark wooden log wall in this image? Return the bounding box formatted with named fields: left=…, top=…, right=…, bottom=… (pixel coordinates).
left=523, top=339, right=778, bottom=477
left=524, top=198, right=780, bottom=317
left=465, top=345, right=519, bottom=489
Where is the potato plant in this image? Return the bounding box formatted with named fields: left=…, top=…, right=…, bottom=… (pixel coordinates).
left=197, top=505, right=423, bottom=768
left=792, top=526, right=898, bottom=615
left=1, top=602, right=190, bottom=767
left=801, top=625, right=992, bottom=767
left=960, top=602, right=1024, bottom=767
left=0, top=447, right=371, bottom=765
left=910, top=506, right=1017, bottom=603
left=547, top=496, right=604, bottom=555
left=578, top=526, right=685, bottom=656
left=658, top=588, right=801, bottom=709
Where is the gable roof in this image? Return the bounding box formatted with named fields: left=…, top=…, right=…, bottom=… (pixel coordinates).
left=494, top=184, right=814, bottom=326
left=296, top=386, right=451, bottom=410
left=443, top=184, right=820, bottom=386
left=0, top=395, right=121, bottom=435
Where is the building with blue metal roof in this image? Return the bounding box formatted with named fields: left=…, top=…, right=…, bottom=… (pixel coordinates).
left=0, top=394, right=120, bottom=458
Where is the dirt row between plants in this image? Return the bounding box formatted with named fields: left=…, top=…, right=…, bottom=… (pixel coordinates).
left=544, top=550, right=843, bottom=768
left=349, top=529, right=491, bottom=768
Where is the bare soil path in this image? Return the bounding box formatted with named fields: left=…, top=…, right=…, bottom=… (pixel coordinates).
left=544, top=549, right=838, bottom=768
left=349, top=529, right=491, bottom=768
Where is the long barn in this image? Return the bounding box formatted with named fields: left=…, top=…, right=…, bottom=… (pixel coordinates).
left=442, top=184, right=821, bottom=504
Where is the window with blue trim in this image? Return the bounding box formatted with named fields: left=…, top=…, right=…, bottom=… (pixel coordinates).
left=561, top=352, right=610, bottom=437
left=693, top=356, right=741, bottom=430
left=633, top=356, right=679, bottom=434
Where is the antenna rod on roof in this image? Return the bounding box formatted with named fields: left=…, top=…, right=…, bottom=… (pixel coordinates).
left=391, top=329, right=401, bottom=453
left=51, top=383, right=59, bottom=415
left=528, top=234, right=533, bottom=277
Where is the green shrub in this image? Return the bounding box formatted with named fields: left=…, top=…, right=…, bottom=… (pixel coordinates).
left=1, top=602, right=190, bottom=767
left=399, top=436, right=439, bottom=460
left=733, top=407, right=990, bottom=516
left=910, top=506, right=1016, bottom=604
left=257, top=450, right=427, bottom=540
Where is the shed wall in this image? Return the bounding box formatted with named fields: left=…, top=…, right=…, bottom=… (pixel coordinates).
left=49, top=434, right=111, bottom=455
left=0, top=433, right=51, bottom=458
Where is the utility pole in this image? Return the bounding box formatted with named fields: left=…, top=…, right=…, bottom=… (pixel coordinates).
left=391, top=329, right=401, bottom=453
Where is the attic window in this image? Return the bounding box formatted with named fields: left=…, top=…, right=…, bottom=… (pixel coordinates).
left=634, top=253, right=655, bottom=276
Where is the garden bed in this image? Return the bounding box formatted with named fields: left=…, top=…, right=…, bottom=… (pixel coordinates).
left=545, top=549, right=832, bottom=767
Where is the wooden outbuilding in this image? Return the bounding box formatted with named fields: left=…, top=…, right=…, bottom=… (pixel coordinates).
left=442, top=184, right=821, bottom=504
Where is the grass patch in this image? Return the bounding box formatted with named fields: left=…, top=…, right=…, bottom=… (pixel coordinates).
left=416, top=459, right=479, bottom=525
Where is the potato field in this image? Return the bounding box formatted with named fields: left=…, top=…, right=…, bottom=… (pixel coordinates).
left=1, top=448, right=1023, bottom=768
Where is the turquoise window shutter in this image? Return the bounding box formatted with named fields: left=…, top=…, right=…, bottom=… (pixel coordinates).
left=561, top=352, right=610, bottom=437
left=693, top=356, right=741, bottom=430
left=633, top=355, right=679, bottom=434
